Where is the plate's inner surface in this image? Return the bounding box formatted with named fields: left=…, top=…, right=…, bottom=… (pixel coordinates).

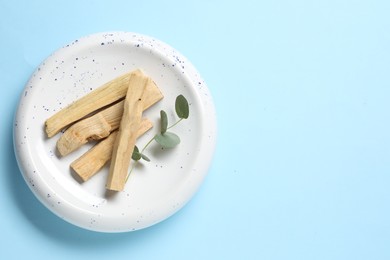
left=15, top=33, right=214, bottom=231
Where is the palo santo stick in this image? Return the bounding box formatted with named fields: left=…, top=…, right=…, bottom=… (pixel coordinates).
left=57, top=113, right=111, bottom=156
left=45, top=69, right=163, bottom=137
left=45, top=72, right=131, bottom=138
left=106, top=71, right=148, bottom=191
left=57, top=110, right=149, bottom=157
left=70, top=119, right=153, bottom=182
left=57, top=77, right=163, bottom=155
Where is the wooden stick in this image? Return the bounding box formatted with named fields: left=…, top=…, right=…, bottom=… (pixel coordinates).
left=56, top=87, right=159, bottom=156
left=70, top=119, right=153, bottom=182
left=57, top=112, right=149, bottom=156
left=57, top=113, right=110, bottom=156
left=106, top=71, right=148, bottom=191
left=45, top=69, right=163, bottom=137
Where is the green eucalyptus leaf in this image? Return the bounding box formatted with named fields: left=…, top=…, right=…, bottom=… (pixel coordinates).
left=154, top=132, right=181, bottom=148
left=160, top=110, right=168, bottom=134
left=141, top=153, right=151, bottom=162
left=175, top=95, right=189, bottom=119
left=132, top=146, right=141, bottom=161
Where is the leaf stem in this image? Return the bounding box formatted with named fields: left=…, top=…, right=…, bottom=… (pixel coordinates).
left=126, top=160, right=138, bottom=182
left=141, top=135, right=156, bottom=153
left=126, top=134, right=156, bottom=182
left=167, top=118, right=183, bottom=130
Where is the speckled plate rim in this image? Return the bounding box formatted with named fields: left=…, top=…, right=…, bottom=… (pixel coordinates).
left=13, top=32, right=217, bottom=232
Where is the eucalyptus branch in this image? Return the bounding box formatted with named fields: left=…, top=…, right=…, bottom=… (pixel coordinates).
left=127, top=95, right=189, bottom=181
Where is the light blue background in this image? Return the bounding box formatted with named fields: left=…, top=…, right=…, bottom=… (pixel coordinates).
left=1, top=0, right=390, bottom=259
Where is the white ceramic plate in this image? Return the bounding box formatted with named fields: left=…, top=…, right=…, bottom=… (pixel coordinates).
left=13, top=32, right=217, bottom=232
